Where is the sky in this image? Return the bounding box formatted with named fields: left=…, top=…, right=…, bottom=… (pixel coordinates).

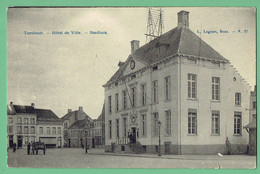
left=7, top=7, right=256, bottom=118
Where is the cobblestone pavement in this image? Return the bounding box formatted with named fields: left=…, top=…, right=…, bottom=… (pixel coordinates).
left=7, top=148, right=256, bottom=168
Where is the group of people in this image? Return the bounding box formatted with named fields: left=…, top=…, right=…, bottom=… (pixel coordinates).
left=13, top=142, right=34, bottom=155
left=128, top=131, right=136, bottom=144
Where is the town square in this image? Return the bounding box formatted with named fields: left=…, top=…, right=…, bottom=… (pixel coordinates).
left=6, top=7, right=256, bottom=169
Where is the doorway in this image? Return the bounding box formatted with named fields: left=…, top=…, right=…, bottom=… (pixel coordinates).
left=17, top=136, right=23, bottom=148
left=9, top=135, right=13, bottom=148
left=131, top=127, right=136, bottom=143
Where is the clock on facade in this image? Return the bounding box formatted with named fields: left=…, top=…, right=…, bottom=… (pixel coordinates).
left=130, top=60, right=135, bottom=70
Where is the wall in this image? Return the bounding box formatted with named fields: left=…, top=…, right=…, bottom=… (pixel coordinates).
left=179, top=57, right=250, bottom=154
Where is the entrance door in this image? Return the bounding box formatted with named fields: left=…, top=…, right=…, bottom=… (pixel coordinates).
left=131, top=127, right=136, bottom=143
left=17, top=136, right=23, bottom=148
left=9, top=135, right=13, bottom=148
left=92, top=138, right=95, bottom=148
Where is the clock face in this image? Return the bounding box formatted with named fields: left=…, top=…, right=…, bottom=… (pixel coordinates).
left=130, top=60, right=135, bottom=70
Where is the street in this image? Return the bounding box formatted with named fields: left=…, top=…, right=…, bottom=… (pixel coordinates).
left=7, top=148, right=256, bottom=168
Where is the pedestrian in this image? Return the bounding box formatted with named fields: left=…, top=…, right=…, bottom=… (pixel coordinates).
left=13, top=143, right=16, bottom=152
left=27, top=143, right=31, bottom=155
left=226, top=137, right=231, bottom=155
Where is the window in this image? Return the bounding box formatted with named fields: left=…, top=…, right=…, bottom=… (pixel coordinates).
left=165, top=110, right=171, bottom=135
left=8, top=126, right=13, bottom=133
left=24, top=126, right=29, bottom=134
left=141, top=114, right=146, bottom=137
left=153, top=112, right=159, bottom=137
left=31, top=136, right=35, bottom=143
left=252, top=101, right=256, bottom=109
left=31, top=126, right=35, bottom=134
left=235, top=93, right=241, bottom=106
left=152, top=80, right=158, bottom=103
left=116, top=119, right=119, bottom=138
left=141, top=84, right=146, bottom=106
left=188, top=110, right=197, bottom=135
left=52, top=127, right=56, bottom=134
left=108, top=96, right=112, bottom=113
left=211, top=111, right=220, bottom=135
left=24, top=136, right=28, bottom=145
left=109, top=120, right=112, bottom=139
left=234, top=112, right=242, bottom=135
left=115, top=93, right=119, bottom=111
left=131, top=87, right=136, bottom=107
left=165, top=76, right=171, bottom=100
left=58, top=127, right=61, bottom=134
left=212, top=77, right=220, bottom=101
left=123, top=90, right=127, bottom=110
left=64, top=123, right=68, bottom=129
left=17, top=117, right=22, bottom=124
left=39, top=127, right=43, bottom=134
left=24, top=118, right=28, bottom=124
left=188, top=74, right=196, bottom=99
left=17, top=126, right=22, bottom=134
left=123, top=118, right=128, bottom=137
left=131, top=74, right=136, bottom=80
left=152, top=65, right=158, bottom=71
left=8, top=118, right=13, bottom=124
left=47, top=127, right=50, bottom=134
left=30, top=118, right=35, bottom=124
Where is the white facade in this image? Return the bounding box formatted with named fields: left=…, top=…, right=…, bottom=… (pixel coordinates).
left=103, top=11, right=251, bottom=155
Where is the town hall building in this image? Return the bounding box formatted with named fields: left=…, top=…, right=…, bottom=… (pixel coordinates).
left=103, top=11, right=251, bottom=155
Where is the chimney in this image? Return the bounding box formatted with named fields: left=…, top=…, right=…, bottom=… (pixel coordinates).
left=177, top=11, right=189, bottom=28
left=131, top=40, right=140, bottom=54
left=118, top=61, right=125, bottom=67
left=79, top=106, right=83, bottom=111
left=68, top=109, right=72, bottom=113
left=31, top=103, right=35, bottom=108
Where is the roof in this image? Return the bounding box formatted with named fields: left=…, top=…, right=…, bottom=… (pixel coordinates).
left=68, top=119, right=87, bottom=129
left=34, top=109, right=60, bottom=121
left=105, top=27, right=228, bottom=85
left=61, top=110, right=93, bottom=121
left=11, top=105, right=34, bottom=114
left=244, top=119, right=256, bottom=129
left=7, top=104, right=61, bottom=122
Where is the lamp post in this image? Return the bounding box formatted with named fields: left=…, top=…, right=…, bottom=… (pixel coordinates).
left=158, top=121, right=161, bottom=156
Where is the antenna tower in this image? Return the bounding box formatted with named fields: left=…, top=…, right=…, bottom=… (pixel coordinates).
left=145, top=8, right=164, bottom=43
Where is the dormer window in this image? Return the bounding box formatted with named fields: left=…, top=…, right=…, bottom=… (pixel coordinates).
left=131, top=74, right=136, bottom=80
left=152, top=65, right=158, bottom=71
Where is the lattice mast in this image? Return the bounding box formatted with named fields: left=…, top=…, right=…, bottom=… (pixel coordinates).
left=145, top=8, right=164, bottom=43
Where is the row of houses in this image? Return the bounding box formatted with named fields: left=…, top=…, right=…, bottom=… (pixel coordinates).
left=7, top=103, right=105, bottom=149
left=61, top=105, right=105, bottom=148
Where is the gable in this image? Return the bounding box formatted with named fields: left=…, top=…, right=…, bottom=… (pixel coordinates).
left=122, top=57, right=147, bottom=76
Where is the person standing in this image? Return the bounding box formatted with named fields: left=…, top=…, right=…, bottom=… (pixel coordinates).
left=27, top=143, right=31, bottom=155
left=226, top=137, right=231, bottom=155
